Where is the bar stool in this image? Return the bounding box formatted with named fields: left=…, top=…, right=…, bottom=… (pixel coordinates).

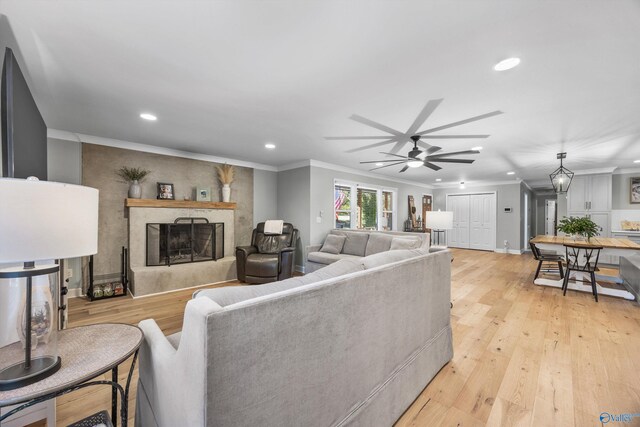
left=562, top=243, right=603, bottom=302
left=530, top=242, right=564, bottom=281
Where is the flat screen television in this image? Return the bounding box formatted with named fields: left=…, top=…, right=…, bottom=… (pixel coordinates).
left=1, top=47, right=47, bottom=179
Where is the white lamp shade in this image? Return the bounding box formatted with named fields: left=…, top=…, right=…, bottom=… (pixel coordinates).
left=424, top=210, right=453, bottom=230
left=0, top=178, right=99, bottom=262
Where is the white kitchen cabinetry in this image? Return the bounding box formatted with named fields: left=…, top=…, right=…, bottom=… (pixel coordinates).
left=566, top=173, right=613, bottom=263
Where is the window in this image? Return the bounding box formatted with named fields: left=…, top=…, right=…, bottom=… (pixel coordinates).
left=334, top=185, right=351, bottom=229
left=334, top=181, right=396, bottom=231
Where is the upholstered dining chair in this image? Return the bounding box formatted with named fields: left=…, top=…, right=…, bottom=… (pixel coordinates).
left=562, top=243, right=603, bottom=302
left=236, top=222, right=298, bottom=284
left=529, top=241, right=564, bottom=281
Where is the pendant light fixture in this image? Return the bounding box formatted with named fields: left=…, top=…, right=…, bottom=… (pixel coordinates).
left=549, top=152, right=574, bottom=194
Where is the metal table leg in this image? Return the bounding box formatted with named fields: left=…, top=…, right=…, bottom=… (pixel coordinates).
left=112, top=366, right=118, bottom=426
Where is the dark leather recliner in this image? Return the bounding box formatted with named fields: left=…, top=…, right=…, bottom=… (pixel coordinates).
left=236, top=222, right=299, bottom=284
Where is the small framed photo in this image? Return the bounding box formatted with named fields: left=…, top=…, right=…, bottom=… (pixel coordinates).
left=196, top=186, right=211, bottom=202
left=157, top=182, right=175, bottom=200
left=631, top=177, right=640, bottom=204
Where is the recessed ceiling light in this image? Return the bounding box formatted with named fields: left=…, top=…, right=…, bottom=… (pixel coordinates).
left=140, top=113, right=157, bottom=121
left=494, top=57, right=521, bottom=71
left=435, top=178, right=442, bottom=182
left=472, top=146, right=483, bottom=151
left=507, top=171, right=515, bottom=175
left=459, top=181, right=465, bottom=189
left=407, top=160, right=423, bottom=168
left=634, top=160, right=640, bottom=163
left=264, top=143, right=276, bottom=149
left=375, top=162, right=384, bottom=166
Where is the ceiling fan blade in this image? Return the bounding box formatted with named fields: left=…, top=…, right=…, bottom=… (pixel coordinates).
left=406, top=99, right=443, bottom=135
left=345, top=139, right=399, bottom=153
left=349, top=114, right=403, bottom=136
left=429, top=150, right=480, bottom=157
left=417, top=110, right=503, bottom=135
left=380, top=151, right=412, bottom=159
left=427, top=158, right=476, bottom=164
left=389, top=140, right=410, bottom=154
left=422, top=162, right=442, bottom=171
left=420, top=134, right=490, bottom=139
left=324, top=136, right=398, bottom=140
left=417, top=142, right=442, bottom=154
left=399, top=165, right=409, bottom=173
left=369, top=161, right=405, bottom=171
left=360, top=159, right=407, bottom=164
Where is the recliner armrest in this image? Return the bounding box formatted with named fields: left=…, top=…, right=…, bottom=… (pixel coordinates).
left=236, top=245, right=258, bottom=257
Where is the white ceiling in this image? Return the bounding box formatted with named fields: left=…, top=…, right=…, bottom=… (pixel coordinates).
left=2, top=1, right=640, bottom=188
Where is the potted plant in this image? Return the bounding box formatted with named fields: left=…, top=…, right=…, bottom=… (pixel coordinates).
left=215, top=164, right=235, bottom=203
left=116, top=166, right=151, bottom=199
left=557, top=216, right=602, bottom=241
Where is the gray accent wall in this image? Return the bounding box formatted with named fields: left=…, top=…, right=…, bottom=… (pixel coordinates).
left=253, top=169, right=278, bottom=225
left=613, top=172, right=640, bottom=210
left=82, top=143, right=254, bottom=281
left=277, top=167, right=311, bottom=269
left=432, top=183, right=522, bottom=252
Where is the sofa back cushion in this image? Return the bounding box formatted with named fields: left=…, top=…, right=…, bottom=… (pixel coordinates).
left=339, top=231, right=370, bottom=256
left=364, top=232, right=394, bottom=256
left=362, top=248, right=428, bottom=269
left=320, top=234, right=347, bottom=254
left=390, top=236, right=421, bottom=250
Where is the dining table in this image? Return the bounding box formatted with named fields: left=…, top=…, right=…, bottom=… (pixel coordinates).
left=529, top=235, right=640, bottom=300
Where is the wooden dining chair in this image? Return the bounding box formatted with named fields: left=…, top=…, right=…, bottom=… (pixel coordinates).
left=562, top=243, right=603, bottom=302
left=530, top=242, right=564, bottom=281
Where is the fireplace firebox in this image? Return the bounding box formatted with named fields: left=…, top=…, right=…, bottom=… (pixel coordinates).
left=146, top=218, right=224, bottom=266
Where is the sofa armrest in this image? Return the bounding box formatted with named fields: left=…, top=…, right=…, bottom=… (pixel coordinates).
left=278, top=247, right=296, bottom=279
left=236, top=245, right=258, bottom=257
left=305, top=245, right=322, bottom=258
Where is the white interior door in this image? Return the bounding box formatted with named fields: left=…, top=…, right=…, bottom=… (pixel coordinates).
left=545, top=200, right=556, bottom=235
left=469, top=193, right=496, bottom=251
left=448, top=195, right=470, bottom=249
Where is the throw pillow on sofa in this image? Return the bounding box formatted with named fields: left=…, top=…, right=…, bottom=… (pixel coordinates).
left=320, top=234, right=347, bottom=254
left=390, top=237, right=420, bottom=250
left=341, top=232, right=370, bottom=257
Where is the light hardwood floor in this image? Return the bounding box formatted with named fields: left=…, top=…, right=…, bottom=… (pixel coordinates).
left=48, top=249, right=639, bottom=426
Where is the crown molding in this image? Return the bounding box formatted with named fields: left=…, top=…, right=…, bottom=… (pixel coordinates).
left=433, top=179, right=521, bottom=189
left=613, top=167, right=640, bottom=175
left=306, top=159, right=435, bottom=189
left=572, top=167, right=617, bottom=175
left=47, top=129, right=279, bottom=171
left=277, top=160, right=312, bottom=172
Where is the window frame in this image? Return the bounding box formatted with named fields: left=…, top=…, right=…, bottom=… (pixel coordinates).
left=333, top=179, right=398, bottom=231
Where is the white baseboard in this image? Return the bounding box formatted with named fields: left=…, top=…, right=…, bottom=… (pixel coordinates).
left=494, top=248, right=524, bottom=255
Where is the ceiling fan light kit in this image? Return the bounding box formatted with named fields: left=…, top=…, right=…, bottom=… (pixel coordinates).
left=549, top=152, right=574, bottom=194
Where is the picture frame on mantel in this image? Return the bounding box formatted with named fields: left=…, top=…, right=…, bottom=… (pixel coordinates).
left=631, top=177, right=640, bottom=204
left=157, top=182, right=175, bottom=200
left=197, top=186, right=212, bottom=202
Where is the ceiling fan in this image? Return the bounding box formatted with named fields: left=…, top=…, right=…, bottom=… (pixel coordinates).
left=360, top=135, right=480, bottom=173
left=325, top=98, right=502, bottom=155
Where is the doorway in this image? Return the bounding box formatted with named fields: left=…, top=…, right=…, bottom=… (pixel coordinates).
left=545, top=200, right=556, bottom=235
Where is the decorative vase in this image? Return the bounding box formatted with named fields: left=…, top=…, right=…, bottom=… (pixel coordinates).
left=128, top=180, right=142, bottom=199
left=222, top=184, right=231, bottom=203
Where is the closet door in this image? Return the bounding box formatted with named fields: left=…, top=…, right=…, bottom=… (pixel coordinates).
left=448, top=195, right=470, bottom=249
left=469, top=193, right=496, bottom=251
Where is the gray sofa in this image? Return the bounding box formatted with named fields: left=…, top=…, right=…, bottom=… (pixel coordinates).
left=305, top=229, right=430, bottom=273
left=135, top=247, right=453, bottom=427
left=620, top=255, right=640, bottom=303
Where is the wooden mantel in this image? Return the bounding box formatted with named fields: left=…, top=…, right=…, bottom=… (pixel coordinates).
left=125, top=198, right=237, bottom=210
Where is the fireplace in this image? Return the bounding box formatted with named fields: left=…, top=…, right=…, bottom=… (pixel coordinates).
left=146, top=218, right=224, bottom=266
